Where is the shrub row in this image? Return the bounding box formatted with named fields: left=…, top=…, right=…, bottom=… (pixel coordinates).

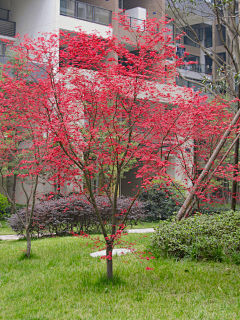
left=151, top=211, right=240, bottom=263
left=8, top=195, right=145, bottom=235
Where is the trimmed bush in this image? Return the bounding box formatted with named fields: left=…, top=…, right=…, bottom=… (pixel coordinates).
left=8, top=195, right=145, bottom=236
left=151, top=211, right=240, bottom=263
left=139, top=185, right=183, bottom=221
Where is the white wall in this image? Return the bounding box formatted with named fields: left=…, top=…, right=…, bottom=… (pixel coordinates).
left=7, top=0, right=112, bottom=40
left=9, top=0, right=60, bottom=39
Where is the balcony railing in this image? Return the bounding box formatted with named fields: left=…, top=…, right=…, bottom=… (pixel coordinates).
left=178, top=63, right=212, bottom=75
left=0, top=18, right=16, bottom=37
left=60, top=0, right=112, bottom=26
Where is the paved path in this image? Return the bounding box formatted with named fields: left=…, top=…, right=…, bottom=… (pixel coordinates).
left=0, top=228, right=155, bottom=241
left=126, top=228, right=154, bottom=234
left=0, top=234, right=23, bottom=241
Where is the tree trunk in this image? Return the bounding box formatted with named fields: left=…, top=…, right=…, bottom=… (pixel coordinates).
left=231, top=87, right=240, bottom=211
left=10, top=174, right=17, bottom=215
left=231, top=135, right=239, bottom=211
left=26, top=228, right=31, bottom=258
left=176, top=106, right=240, bottom=221
left=106, top=244, right=113, bottom=279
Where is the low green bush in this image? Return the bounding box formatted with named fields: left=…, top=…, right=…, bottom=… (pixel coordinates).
left=139, top=185, right=183, bottom=221
left=0, top=194, right=9, bottom=220
left=151, top=211, right=240, bottom=263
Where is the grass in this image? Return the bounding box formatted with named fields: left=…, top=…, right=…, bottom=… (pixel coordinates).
left=0, top=220, right=15, bottom=235
left=1, top=234, right=240, bottom=319
left=0, top=219, right=159, bottom=236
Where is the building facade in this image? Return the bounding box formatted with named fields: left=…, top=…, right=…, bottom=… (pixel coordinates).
left=0, top=0, right=201, bottom=202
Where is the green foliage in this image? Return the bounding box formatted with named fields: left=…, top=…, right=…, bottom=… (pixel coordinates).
left=0, top=194, right=9, bottom=220
left=151, top=211, right=240, bottom=263
left=198, top=204, right=232, bottom=215
left=139, top=184, right=183, bottom=221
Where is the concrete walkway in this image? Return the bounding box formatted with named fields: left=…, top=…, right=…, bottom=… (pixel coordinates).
left=0, top=228, right=155, bottom=241
left=0, top=234, right=23, bottom=241
left=127, top=228, right=154, bottom=234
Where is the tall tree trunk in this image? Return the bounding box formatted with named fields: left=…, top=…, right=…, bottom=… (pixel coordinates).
left=231, top=87, right=240, bottom=211
left=26, top=228, right=31, bottom=258
left=177, top=106, right=240, bottom=221
left=231, top=135, right=239, bottom=210
left=106, top=243, right=113, bottom=279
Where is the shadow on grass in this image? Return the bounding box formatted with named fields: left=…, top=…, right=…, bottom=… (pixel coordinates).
left=18, top=252, right=39, bottom=261
left=94, top=273, right=126, bottom=288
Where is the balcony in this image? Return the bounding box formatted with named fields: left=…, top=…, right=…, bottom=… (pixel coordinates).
left=176, top=77, right=202, bottom=92
left=178, top=63, right=212, bottom=75
left=60, top=0, right=112, bottom=26
left=0, top=8, right=16, bottom=38
left=184, top=36, right=200, bottom=48
left=204, top=37, right=212, bottom=48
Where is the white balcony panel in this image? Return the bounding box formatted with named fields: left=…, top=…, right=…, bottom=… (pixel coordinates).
left=125, top=7, right=146, bottom=20
left=59, top=15, right=112, bottom=38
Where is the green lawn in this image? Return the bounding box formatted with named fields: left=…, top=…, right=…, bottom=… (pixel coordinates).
left=1, top=234, right=240, bottom=319
left=0, top=220, right=15, bottom=235
left=0, top=219, right=158, bottom=236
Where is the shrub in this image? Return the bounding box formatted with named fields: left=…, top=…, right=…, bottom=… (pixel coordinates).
left=139, top=185, right=183, bottom=221
left=0, top=194, right=9, bottom=220
left=197, top=204, right=231, bottom=215
left=8, top=195, right=145, bottom=236
left=151, top=211, right=240, bottom=263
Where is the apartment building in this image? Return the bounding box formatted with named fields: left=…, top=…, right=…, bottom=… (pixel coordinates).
left=165, top=0, right=227, bottom=94
left=0, top=0, right=227, bottom=92
left=0, top=0, right=194, bottom=201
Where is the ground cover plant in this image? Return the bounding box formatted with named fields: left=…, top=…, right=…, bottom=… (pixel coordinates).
left=1, top=234, right=240, bottom=319
left=151, top=211, right=240, bottom=263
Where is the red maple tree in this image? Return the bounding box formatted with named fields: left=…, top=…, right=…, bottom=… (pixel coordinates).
left=0, top=17, right=236, bottom=276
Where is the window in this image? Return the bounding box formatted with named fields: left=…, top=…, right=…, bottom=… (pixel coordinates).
left=0, top=8, right=9, bottom=21
left=204, top=26, right=212, bottom=47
